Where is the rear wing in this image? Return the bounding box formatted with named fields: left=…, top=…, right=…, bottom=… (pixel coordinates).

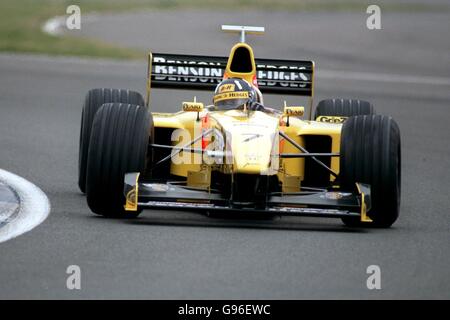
left=145, top=52, right=315, bottom=106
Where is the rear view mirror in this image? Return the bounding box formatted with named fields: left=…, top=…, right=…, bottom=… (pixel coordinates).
left=182, top=102, right=204, bottom=113
left=182, top=98, right=204, bottom=122
left=283, top=103, right=304, bottom=126
left=283, top=106, right=304, bottom=117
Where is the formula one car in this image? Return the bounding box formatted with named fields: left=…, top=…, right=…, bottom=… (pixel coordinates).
left=78, top=25, right=401, bottom=227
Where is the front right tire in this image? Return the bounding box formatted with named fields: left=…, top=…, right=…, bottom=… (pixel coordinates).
left=339, top=115, right=401, bottom=228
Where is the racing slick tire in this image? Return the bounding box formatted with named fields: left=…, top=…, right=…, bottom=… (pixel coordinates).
left=340, top=115, right=401, bottom=228
left=86, top=103, right=152, bottom=218
left=314, top=99, right=374, bottom=120
left=78, top=88, right=145, bottom=193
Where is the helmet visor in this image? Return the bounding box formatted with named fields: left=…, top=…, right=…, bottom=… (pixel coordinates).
left=213, top=91, right=249, bottom=110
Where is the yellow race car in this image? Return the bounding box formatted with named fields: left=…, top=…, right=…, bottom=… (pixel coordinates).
left=78, top=25, right=401, bottom=228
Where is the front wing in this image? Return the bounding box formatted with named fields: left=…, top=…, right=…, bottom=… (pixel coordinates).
left=123, top=173, right=373, bottom=222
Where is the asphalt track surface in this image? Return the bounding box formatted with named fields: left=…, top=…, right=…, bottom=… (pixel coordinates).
left=0, top=9, right=450, bottom=299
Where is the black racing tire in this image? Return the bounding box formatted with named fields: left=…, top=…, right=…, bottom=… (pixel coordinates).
left=78, top=88, right=145, bottom=193
left=86, top=103, right=152, bottom=218
left=340, top=115, right=401, bottom=228
left=314, top=99, right=374, bottom=120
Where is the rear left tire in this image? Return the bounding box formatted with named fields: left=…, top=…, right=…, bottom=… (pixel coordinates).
left=78, top=88, right=145, bottom=193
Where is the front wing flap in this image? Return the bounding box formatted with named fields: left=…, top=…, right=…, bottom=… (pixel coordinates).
left=124, top=173, right=372, bottom=221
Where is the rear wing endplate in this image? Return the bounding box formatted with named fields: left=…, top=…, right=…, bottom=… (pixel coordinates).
left=146, top=52, right=314, bottom=107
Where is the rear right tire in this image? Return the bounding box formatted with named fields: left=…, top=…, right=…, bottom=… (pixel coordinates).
left=314, top=98, right=374, bottom=119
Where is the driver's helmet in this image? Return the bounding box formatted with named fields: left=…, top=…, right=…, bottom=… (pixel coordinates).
left=213, top=78, right=257, bottom=110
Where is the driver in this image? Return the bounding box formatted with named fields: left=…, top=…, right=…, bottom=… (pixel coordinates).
left=212, top=78, right=265, bottom=111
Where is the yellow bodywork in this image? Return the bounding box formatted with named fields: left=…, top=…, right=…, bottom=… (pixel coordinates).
left=151, top=109, right=342, bottom=190
left=147, top=41, right=340, bottom=191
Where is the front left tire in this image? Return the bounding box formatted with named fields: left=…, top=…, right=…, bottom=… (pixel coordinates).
left=86, top=103, right=152, bottom=217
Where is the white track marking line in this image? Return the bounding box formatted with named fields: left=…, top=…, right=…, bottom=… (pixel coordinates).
left=0, top=169, right=51, bottom=244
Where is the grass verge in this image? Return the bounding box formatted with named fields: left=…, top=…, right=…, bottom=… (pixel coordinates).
left=0, top=0, right=448, bottom=60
